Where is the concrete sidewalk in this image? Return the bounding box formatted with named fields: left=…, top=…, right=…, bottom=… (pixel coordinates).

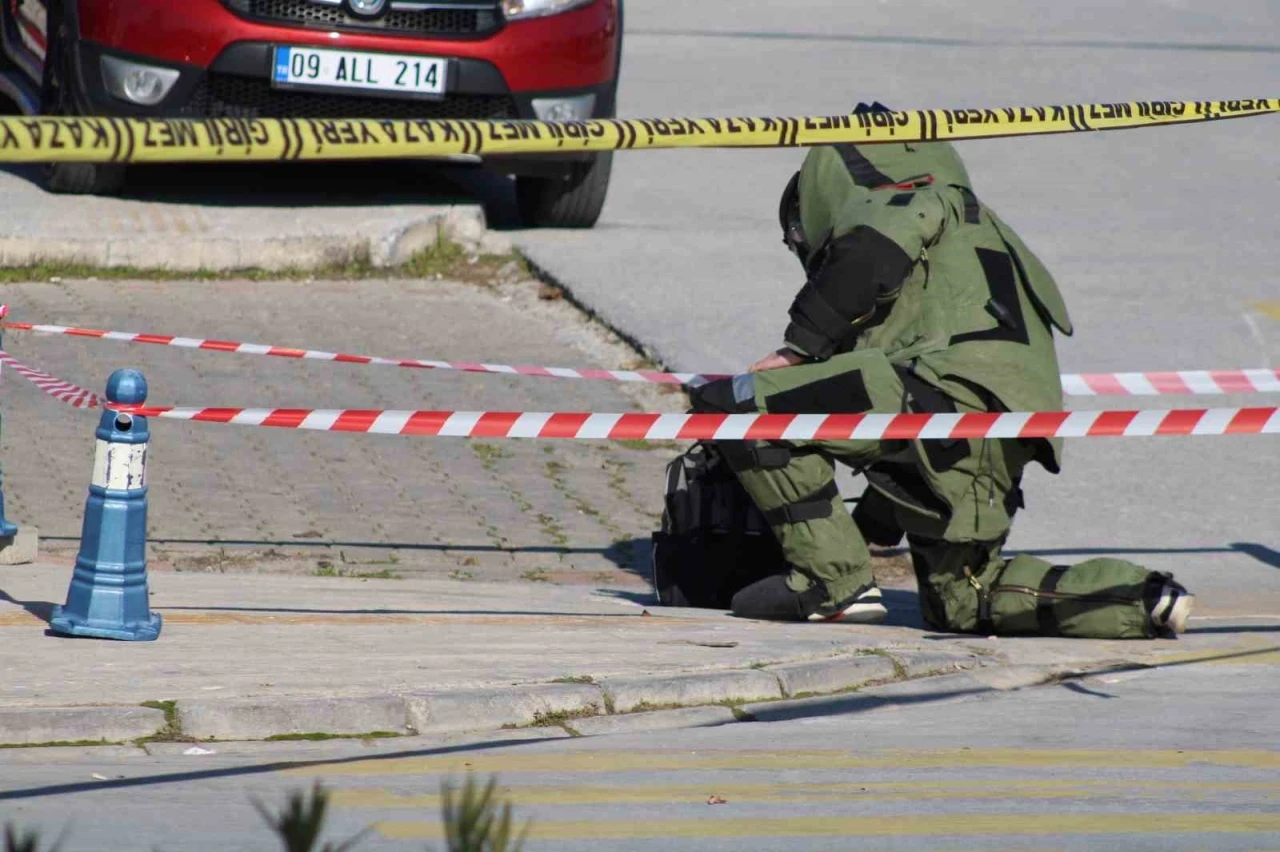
left=2, top=564, right=1272, bottom=746
left=1, top=276, right=683, bottom=588
left=0, top=162, right=492, bottom=271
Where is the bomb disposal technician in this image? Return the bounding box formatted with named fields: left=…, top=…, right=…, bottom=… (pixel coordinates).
left=690, top=137, right=1193, bottom=638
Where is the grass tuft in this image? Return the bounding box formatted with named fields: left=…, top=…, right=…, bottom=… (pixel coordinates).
left=441, top=774, right=530, bottom=852
left=136, top=700, right=191, bottom=744
left=254, top=782, right=370, bottom=852
left=3, top=823, right=64, bottom=852
left=0, top=739, right=106, bottom=750
left=0, top=236, right=530, bottom=286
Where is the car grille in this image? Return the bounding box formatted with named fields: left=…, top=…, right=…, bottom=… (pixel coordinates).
left=223, top=0, right=501, bottom=36
left=187, top=72, right=519, bottom=120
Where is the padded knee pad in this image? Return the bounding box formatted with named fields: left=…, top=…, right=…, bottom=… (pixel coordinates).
left=852, top=487, right=904, bottom=547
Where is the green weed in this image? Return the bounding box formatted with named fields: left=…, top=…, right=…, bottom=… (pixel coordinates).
left=441, top=775, right=530, bottom=852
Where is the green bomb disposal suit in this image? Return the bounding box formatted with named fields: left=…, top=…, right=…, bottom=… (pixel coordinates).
left=691, top=139, right=1187, bottom=638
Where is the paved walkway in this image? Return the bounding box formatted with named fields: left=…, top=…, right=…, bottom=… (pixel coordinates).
left=2, top=277, right=681, bottom=586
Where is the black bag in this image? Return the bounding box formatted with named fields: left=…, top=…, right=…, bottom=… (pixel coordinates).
left=651, top=443, right=787, bottom=608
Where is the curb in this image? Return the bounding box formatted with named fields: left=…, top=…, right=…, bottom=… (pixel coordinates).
left=0, top=706, right=166, bottom=746
left=406, top=684, right=604, bottom=736
left=0, top=526, right=39, bottom=566
left=0, top=648, right=1019, bottom=748
left=598, top=670, right=783, bottom=714
left=0, top=206, right=487, bottom=272
left=180, top=696, right=411, bottom=742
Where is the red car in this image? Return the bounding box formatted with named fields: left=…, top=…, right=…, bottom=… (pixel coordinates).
left=0, top=0, right=621, bottom=226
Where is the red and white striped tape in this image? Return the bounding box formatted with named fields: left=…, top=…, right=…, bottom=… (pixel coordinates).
left=0, top=351, right=100, bottom=408
left=109, top=405, right=1280, bottom=440
left=0, top=319, right=704, bottom=385
left=2, top=348, right=1276, bottom=440
left=4, top=316, right=1278, bottom=396
left=1061, top=370, right=1280, bottom=396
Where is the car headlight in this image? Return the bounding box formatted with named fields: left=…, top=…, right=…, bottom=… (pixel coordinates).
left=100, top=55, right=180, bottom=107
left=502, top=0, right=594, bottom=20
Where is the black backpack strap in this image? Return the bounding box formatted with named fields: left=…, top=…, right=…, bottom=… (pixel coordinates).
left=1036, top=565, right=1070, bottom=635
left=760, top=480, right=840, bottom=526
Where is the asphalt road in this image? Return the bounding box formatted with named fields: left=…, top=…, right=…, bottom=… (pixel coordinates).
left=2, top=628, right=1276, bottom=850
left=505, top=0, right=1280, bottom=614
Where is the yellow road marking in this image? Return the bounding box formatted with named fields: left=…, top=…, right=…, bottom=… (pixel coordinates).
left=1252, top=301, right=1280, bottom=320
left=376, top=813, right=1280, bottom=841
left=1142, top=639, right=1279, bottom=667
left=285, top=748, right=1280, bottom=777
left=1201, top=649, right=1280, bottom=665
left=333, top=779, right=1280, bottom=809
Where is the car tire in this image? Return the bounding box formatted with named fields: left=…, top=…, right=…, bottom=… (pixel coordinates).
left=45, top=161, right=125, bottom=194
left=41, top=10, right=126, bottom=195
left=515, top=152, right=612, bottom=228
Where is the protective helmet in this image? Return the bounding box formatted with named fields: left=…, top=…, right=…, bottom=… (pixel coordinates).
left=778, top=102, right=973, bottom=265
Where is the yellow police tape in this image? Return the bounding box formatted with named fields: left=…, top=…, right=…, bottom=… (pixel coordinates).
left=0, top=98, right=1275, bottom=164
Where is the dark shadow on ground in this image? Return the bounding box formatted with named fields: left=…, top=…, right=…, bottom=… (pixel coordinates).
left=1060, top=681, right=1118, bottom=699
left=0, top=734, right=558, bottom=802
left=742, top=683, right=993, bottom=724
left=1228, top=543, right=1280, bottom=570
left=0, top=588, right=55, bottom=624
left=881, top=587, right=925, bottom=629
left=592, top=589, right=657, bottom=606
left=0, top=160, right=524, bottom=225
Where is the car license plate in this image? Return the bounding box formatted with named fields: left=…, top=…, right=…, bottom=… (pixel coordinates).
left=272, top=46, right=447, bottom=97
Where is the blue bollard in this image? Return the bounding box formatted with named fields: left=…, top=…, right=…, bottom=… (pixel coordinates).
left=0, top=321, right=19, bottom=539
left=50, top=369, right=161, bottom=641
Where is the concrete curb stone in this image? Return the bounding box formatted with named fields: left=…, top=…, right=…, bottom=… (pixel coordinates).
left=763, top=654, right=898, bottom=697
left=599, top=669, right=783, bottom=714
left=178, top=696, right=410, bottom=741
left=0, top=659, right=1096, bottom=746
left=0, top=526, right=38, bottom=565
left=0, top=706, right=165, bottom=745
left=885, top=649, right=987, bottom=678
left=0, top=206, right=486, bottom=272
left=571, top=706, right=739, bottom=737
left=405, top=683, right=604, bottom=735
left=376, top=207, right=488, bottom=267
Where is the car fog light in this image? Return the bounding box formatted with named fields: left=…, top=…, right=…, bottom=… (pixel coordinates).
left=503, top=0, right=593, bottom=20
left=101, top=55, right=180, bottom=106
left=531, top=94, right=597, bottom=122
